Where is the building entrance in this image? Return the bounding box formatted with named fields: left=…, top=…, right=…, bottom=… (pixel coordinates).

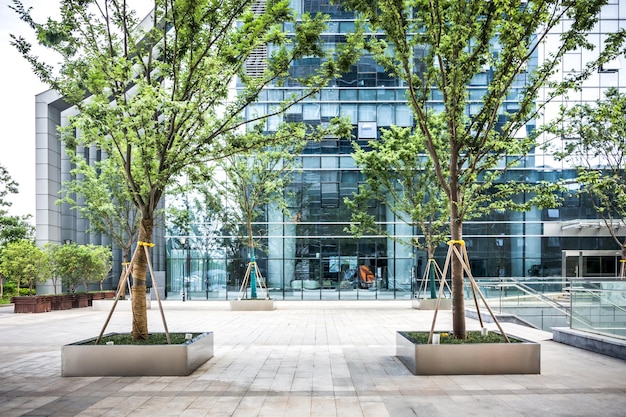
left=562, top=250, right=623, bottom=278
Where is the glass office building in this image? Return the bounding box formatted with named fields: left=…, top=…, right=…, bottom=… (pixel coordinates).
left=164, top=0, right=626, bottom=300
left=35, top=1, right=626, bottom=298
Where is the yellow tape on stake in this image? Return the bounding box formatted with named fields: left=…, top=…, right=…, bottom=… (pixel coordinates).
left=447, top=239, right=465, bottom=246
left=138, top=241, right=155, bottom=247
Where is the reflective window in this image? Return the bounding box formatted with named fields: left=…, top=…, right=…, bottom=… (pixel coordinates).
left=396, top=105, right=413, bottom=126
left=377, top=104, right=394, bottom=126
left=358, top=104, right=376, bottom=121
left=340, top=104, right=358, bottom=123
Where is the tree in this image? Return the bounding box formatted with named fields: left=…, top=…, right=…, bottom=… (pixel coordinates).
left=84, top=244, right=113, bottom=291
left=548, top=88, right=626, bottom=275
left=53, top=243, right=111, bottom=292
left=0, top=163, right=34, bottom=298
left=0, top=163, right=18, bottom=211
left=342, top=0, right=626, bottom=338
left=55, top=243, right=85, bottom=293
left=43, top=243, right=62, bottom=294
left=0, top=215, right=34, bottom=247
left=12, top=0, right=360, bottom=339
left=0, top=239, right=46, bottom=296
left=0, top=163, right=33, bottom=246
left=166, top=176, right=223, bottom=291
left=346, top=125, right=449, bottom=298
left=59, top=153, right=139, bottom=274
left=215, top=125, right=308, bottom=298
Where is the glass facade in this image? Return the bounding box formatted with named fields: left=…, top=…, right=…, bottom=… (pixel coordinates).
left=166, top=164, right=624, bottom=301
left=164, top=0, right=626, bottom=300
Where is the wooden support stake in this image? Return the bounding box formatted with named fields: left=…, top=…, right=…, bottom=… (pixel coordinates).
left=429, top=240, right=511, bottom=344
left=142, top=244, right=171, bottom=344
left=96, top=247, right=140, bottom=344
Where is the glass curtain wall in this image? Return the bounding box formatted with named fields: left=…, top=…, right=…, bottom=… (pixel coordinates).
left=164, top=1, right=624, bottom=300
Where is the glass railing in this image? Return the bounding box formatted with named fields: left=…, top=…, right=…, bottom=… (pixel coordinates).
left=464, top=277, right=626, bottom=336
left=463, top=277, right=571, bottom=331
left=569, top=278, right=626, bottom=340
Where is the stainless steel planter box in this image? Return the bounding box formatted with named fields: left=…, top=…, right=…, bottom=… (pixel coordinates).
left=396, top=331, right=540, bottom=375
left=62, top=332, right=213, bottom=377
left=229, top=299, right=275, bottom=311
left=411, top=299, right=452, bottom=310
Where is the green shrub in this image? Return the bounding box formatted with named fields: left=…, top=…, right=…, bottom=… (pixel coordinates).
left=3, top=281, right=17, bottom=294
left=94, top=333, right=201, bottom=345
left=405, top=331, right=522, bottom=344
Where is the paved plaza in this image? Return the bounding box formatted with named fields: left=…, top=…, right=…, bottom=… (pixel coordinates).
left=1, top=300, right=625, bottom=417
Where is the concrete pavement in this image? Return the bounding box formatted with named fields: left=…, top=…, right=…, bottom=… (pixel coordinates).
left=0, top=300, right=625, bottom=417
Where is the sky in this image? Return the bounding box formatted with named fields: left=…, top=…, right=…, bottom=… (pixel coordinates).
left=0, top=0, right=59, bottom=218
left=0, top=1, right=151, bottom=219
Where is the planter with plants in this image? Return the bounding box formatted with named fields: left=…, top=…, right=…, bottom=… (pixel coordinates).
left=0, top=240, right=50, bottom=313
left=396, top=330, right=540, bottom=375
left=91, top=291, right=106, bottom=301
left=50, top=294, right=74, bottom=310
left=88, top=291, right=105, bottom=306
left=102, top=290, right=115, bottom=299
left=412, top=260, right=452, bottom=310
left=72, top=292, right=91, bottom=308
left=11, top=295, right=51, bottom=313
left=59, top=241, right=213, bottom=376
left=62, top=332, right=214, bottom=376
left=395, top=240, right=542, bottom=375
left=89, top=291, right=116, bottom=305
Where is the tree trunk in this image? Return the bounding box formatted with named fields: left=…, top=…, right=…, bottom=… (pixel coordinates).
left=247, top=221, right=257, bottom=299
left=131, top=217, right=152, bottom=340
left=450, top=196, right=466, bottom=339
left=427, top=246, right=437, bottom=299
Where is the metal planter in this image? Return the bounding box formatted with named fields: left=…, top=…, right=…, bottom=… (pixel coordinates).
left=62, top=332, right=213, bottom=377
left=396, top=331, right=540, bottom=375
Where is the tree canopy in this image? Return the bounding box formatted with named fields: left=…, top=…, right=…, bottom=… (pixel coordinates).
left=548, top=87, right=626, bottom=272
left=0, top=239, right=47, bottom=296
left=53, top=243, right=112, bottom=293
left=0, top=163, right=33, bottom=246
left=59, top=154, right=140, bottom=264
left=347, top=124, right=449, bottom=258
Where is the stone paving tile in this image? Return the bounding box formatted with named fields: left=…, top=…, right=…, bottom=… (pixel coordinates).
left=2, top=301, right=626, bottom=416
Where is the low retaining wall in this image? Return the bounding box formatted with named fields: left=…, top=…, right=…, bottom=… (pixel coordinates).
left=552, top=327, right=626, bottom=361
